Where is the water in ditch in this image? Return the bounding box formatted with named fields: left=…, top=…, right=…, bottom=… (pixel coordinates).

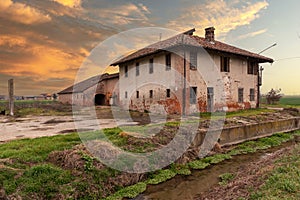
left=134, top=141, right=294, bottom=200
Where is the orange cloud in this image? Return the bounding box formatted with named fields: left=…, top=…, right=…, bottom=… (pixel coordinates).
left=0, top=35, right=83, bottom=81
left=53, top=0, right=82, bottom=8
left=167, top=0, right=269, bottom=38
left=0, top=35, right=27, bottom=48
left=236, top=29, right=268, bottom=41
left=0, top=0, right=51, bottom=24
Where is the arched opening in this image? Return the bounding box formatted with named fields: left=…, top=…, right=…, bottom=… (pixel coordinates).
left=95, top=94, right=106, bottom=105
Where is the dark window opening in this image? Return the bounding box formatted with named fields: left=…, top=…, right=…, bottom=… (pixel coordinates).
left=125, top=66, right=128, bottom=77
left=95, top=94, right=106, bottom=106
left=220, top=56, right=230, bottom=72
left=190, top=51, right=197, bottom=70
left=166, top=89, right=171, bottom=98
left=247, top=61, right=258, bottom=75
left=250, top=88, right=255, bottom=101
left=136, top=91, right=139, bottom=99
left=149, top=58, right=154, bottom=74
left=136, top=62, right=140, bottom=76
left=125, top=91, right=128, bottom=99
left=190, top=87, right=197, bottom=104
left=238, top=88, right=244, bottom=103
left=149, top=90, right=153, bottom=98
left=166, top=53, right=171, bottom=70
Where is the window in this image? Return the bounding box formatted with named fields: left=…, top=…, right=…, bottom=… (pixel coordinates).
left=220, top=56, right=230, bottom=72
left=190, top=87, right=197, bottom=104
left=238, top=88, right=244, bottom=103
left=165, top=53, right=171, bottom=70
left=166, top=89, right=171, bottom=98
left=136, top=62, right=140, bottom=76
left=136, top=91, right=139, bottom=99
left=250, top=88, right=255, bottom=101
left=247, top=61, right=258, bottom=75
left=190, top=51, right=197, bottom=70
left=149, top=90, right=153, bottom=98
left=149, top=58, right=154, bottom=74
left=125, top=91, right=128, bottom=99
left=124, top=66, right=128, bottom=77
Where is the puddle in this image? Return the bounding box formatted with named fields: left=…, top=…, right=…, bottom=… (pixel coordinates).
left=136, top=141, right=293, bottom=200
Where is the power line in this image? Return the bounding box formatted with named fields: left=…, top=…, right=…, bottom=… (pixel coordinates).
left=274, top=57, right=300, bottom=62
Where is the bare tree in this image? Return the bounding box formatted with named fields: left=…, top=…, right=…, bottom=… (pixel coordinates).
left=265, top=88, right=283, bottom=104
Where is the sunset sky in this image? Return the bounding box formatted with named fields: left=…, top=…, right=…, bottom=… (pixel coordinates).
left=0, top=0, right=299, bottom=96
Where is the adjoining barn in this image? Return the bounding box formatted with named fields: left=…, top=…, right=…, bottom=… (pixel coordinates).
left=58, top=73, right=119, bottom=106
left=111, top=27, right=273, bottom=114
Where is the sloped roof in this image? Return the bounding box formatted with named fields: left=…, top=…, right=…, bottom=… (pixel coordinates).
left=111, top=29, right=273, bottom=66
left=58, top=73, right=119, bottom=94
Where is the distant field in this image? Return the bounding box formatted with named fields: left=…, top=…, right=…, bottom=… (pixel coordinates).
left=0, top=100, right=71, bottom=116
left=0, top=100, right=54, bottom=104
left=260, top=95, right=300, bottom=108
left=279, top=96, right=300, bottom=106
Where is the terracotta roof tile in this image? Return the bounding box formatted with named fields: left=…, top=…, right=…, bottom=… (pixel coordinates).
left=58, top=73, right=119, bottom=94
left=111, top=31, right=273, bottom=66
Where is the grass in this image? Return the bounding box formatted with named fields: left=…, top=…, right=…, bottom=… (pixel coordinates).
left=279, top=96, right=300, bottom=106
left=250, top=143, right=300, bottom=200
left=261, top=95, right=300, bottom=108
left=0, top=133, right=81, bottom=163
left=219, top=173, right=235, bottom=186
left=0, top=100, right=71, bottom=117
left=105, top=132, right=298, bottom=199
left=0, top=125, right=299, bottom=199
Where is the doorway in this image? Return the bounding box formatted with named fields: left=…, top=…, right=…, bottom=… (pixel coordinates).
left=95, top=94, right=106, bottom=105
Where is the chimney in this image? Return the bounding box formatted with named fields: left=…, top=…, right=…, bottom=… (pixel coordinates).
left=205, top=27, right=215, bottom=42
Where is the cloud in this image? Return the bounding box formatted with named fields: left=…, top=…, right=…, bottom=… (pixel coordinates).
left=89, top=3, right=152, bottom=26
left=0, top=0, right=51, bottom=24
left=0, top=34, right=83, bottom=81
left=236, top=29, right=268, bottom=41
left=167, top=0, right=269, bottom=38
left=0, top=35, right=27, bottom=48
left=53, top=0, right=82, bottom=8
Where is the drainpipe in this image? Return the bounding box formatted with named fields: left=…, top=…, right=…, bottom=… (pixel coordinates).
left=182, top=35, right=186, bottom=116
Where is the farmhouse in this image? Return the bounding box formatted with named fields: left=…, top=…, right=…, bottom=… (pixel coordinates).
left=111, top=27, right=273, bottom=114
left=58, top=73, right=119, bottom=106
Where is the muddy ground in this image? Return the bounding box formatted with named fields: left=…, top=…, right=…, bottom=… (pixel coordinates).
left=1, top=105, right=298, bottom=143
left=0, top=104, right=299, bottom=199
left=195, top=143, right=298, bottom=200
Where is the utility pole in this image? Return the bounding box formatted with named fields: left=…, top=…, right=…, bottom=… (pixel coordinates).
left=8, top=79, right=14, bottom=116
left=257, top=43, right=277, bottom=108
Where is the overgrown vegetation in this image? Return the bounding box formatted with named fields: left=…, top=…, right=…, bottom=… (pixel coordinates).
left=250, top=143, right=300, bottom=200
left=0, top=123, right=299, bottom=199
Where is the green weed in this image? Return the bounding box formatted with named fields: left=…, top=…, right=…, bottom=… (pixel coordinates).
left=219, top=173, right=235, bottom=186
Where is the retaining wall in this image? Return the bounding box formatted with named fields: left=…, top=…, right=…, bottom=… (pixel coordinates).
left=192, top=117, right=300, bottom=148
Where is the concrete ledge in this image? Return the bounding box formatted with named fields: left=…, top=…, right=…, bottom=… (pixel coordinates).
left=220, top=117, right=300, bottom=146
left=193, top=117, right=300, bottom=148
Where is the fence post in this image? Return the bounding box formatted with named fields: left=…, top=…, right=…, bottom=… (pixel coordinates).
left=8, top=79, right=14, bottom=116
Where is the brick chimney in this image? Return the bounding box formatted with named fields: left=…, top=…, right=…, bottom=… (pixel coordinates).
left=205, top=27, right=215, bottom=42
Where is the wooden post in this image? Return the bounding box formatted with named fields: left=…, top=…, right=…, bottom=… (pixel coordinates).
left=8, top=79, right=14, bottom=116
